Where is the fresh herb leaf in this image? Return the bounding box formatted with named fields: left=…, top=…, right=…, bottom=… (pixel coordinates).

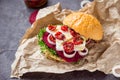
left=38, top=28, right=57, bottom=55
left=38, top=28, right=46, bottom=40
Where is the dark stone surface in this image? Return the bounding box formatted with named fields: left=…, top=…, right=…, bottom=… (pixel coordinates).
left=0, top=0, right=120, bottom=80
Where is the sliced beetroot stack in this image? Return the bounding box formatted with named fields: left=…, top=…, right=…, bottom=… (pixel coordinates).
left=42, top=32, right=83, bottom=63
left=42, top=32, right=56, bottom=50
left=56, top=51, right=83, bottom=62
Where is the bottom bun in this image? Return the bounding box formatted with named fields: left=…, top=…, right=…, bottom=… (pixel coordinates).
left=42, top=49, right=86, bottom=65
left=43, top=49, right=66, bottom=62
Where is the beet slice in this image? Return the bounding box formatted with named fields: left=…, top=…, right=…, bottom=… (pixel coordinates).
left=42, top=32, right=83, bottom=62
left=29, top=10, right=39, bottom=24
left=57, top=51, right=83, bottom=62
left=42, top=32, right=56, bottom=50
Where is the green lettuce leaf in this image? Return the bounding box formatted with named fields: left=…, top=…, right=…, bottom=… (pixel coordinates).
left=38, top=28, right=57, bottom=55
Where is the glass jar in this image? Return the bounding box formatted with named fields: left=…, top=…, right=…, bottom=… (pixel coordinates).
left=24, top=0, right=47, bottom=8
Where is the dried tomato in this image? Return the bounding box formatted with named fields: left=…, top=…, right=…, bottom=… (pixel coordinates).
left=70, top=29, right=78, bottom=37
left=73, top=36, right=83, bottom=45
left=55, top=31, right=65, bottom=40
left=48, top=25, right=56, bottom=31
left=49, top=34, right=56, bottom=43
left=63, top=42, right=74, bottom=53
left=61, top=25, right=68, bottom=32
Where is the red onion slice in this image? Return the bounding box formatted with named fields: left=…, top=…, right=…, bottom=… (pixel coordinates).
left=78, top=47, right=88, bottom=56
left=57, top=51, right=83, bottom=62
left=42, top=32, right=56, bottom=50
left=86, top=39, right=91, bottom=44
left=112, top=65, right=120, bottom=77
left=63, top=51, right=76, bottom=58
left=47, top=34, right=56, bottom=45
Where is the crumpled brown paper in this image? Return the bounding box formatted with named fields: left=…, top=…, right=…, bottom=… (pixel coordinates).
left=11, top=0, right=120, bottom=78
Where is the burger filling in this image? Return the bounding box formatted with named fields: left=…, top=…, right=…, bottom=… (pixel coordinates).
left=38, top=25, right=89, bottom=62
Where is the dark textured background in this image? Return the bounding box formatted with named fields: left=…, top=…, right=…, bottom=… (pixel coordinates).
left=0, top=0, right=120, bottom=80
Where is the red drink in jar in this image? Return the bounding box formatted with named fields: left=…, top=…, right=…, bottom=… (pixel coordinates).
left=24, top=0, right=47, bottom=8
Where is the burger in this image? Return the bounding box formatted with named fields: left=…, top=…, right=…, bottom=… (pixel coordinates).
left=38, top=12, right=103, bottom=63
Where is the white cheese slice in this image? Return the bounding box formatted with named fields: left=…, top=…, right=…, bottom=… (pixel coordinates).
left=74, top=41, right=86, bottom=51
left=74, top=36, right=86, bottom=51
left=56, top=25, right=73, bottom=40
left=56, top=39, right=64, bottom=51
left=46, top=25, right=87, bottom=52
left=63, top=31, right=73, bottom=41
